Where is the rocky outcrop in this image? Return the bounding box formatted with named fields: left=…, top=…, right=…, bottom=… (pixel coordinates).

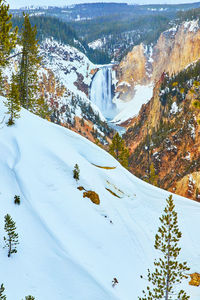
left=189, top=273, right=200, bottom=286
left=173, top=173, right=200, bottom=201
left=83, top=190, right=100, bottom=205
left=40, top=38, right=95, bottom=98
left=115, top=44, right=148, bottom=101
left=152, top=20, right=200, bottom=81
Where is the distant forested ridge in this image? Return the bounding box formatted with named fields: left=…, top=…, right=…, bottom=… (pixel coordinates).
left=11, top=1, right=200, bottom=64
left=12, top=16, right=110, bottom=64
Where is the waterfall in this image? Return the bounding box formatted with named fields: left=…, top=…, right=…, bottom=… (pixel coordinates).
left=90, top=66, right=116, bottom=119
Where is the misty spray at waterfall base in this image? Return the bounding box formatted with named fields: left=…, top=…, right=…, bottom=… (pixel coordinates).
left=90, top=67, right=117, bottom=120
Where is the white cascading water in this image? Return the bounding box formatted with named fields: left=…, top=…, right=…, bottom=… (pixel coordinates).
left=90, top=67, right=116, bottom=119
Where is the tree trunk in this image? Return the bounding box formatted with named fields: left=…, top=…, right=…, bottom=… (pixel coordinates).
left=25, top=54, right=29, bottom=109
left=147, top=124, right=150, bottom=180
left=165, top=219, right=171, bottom=300
left=8, top=238, right=11, bottom=257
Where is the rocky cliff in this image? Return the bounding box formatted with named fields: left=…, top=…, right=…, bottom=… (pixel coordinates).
left=152, top=20, right=200, bottom=81
left=115, top=44, right=148, bottom=101
left=115, top=20, right=200, bottom=105
left=124, top=60, right=200, bottom=201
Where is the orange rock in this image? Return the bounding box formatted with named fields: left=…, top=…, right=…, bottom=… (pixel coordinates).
left=77, top=186, right=85, bottom=191
left=90, top=68, right=99, bottom=76
left=189, top=273, right=200, bottom=286
left=83, top=190, right=100, bottom=205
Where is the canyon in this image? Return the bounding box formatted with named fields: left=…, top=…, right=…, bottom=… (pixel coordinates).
left=115, top=20, right=200, bottom=201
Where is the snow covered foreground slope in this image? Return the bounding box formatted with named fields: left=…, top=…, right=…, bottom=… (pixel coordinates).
left=0, top=96, right=200, bottom=300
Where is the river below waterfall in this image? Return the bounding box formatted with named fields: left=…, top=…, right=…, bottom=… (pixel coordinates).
left=107, top=120, right=126, bottom=136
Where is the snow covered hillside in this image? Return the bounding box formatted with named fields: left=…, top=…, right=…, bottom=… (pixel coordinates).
left=0, top=96, right=200, bottom=299
left=112, top=84, right=153, bottom=124
left=40, top=38, right=94, bottom=98
left=3, top=39, right=115, bottom=144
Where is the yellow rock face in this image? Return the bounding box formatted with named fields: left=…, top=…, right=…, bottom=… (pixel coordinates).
left=116, top=21, right=200, bottom=102
left=152, top=22, right=200, bottom=81
left=172, top=172, right=200, bottom=201
left=116, top=44, right=148, bottom=101
left=189, top=273, right=200, bottom=286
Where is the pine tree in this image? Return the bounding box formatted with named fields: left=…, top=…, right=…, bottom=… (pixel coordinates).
left=145, top=162, right=158, bottom=186
left=14, top=195, right=20, bottom=205
left=139, top=195, right=190, bottom=300
left=24, top=296, right=35, bottom=300
left=0, top=284, right=6, bottom=300
left=35, top=95, right=50, bottom=119
left=4, top=73, right=20, bottom=126
left=109, top=132, right=129, bottom=168
left=18, top=14, right=41, bottom=111
left=73, top=163, right=80, bottom=182
left=4, top=214, right=19, bottom=257
left=0, top=0, right=18, bottom=88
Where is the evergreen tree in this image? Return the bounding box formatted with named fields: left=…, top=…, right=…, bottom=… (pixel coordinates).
left=4, top=214, right=19, bottom=257
left=73, top=163, right=80, bottom=182
left=35, top=95, right=50, bottom=119
left=4, top=73, right=20, bottom=126
left=14, top=195, right=20, bottom=205
left=24, top=296, right=35, bottom=300
left=0, top=0, right=17, bottom=88
left=139, top=195, right=190, bottom=300
left=0, top=284, right=6, bottom=300
left=109, top=132, right=129, bottom=168
left=145, top=162, right=158, bottom=186
left=18, top=14, right=41, bottom=111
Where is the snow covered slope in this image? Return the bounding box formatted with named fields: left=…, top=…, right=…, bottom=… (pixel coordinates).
left=40, top=38, right=94, bottom=98
left=112, top=84, right=153, bottom=124
left=3, top=39, right=113, bottom=143
left=0, top=96, right=200, bottom=299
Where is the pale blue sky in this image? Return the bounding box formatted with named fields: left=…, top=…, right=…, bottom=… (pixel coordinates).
left=7, top=0, right=200, bottom=9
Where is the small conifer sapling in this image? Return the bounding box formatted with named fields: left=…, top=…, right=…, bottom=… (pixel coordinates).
left=4, top=214, right=19, bottom=257
left=24, top=296, right=35, bottom=300
left=0, top=283, right=6, bottom=300
left=73, top=163, right=80, bottom=182
left=14, top=195, right=20, bottom=205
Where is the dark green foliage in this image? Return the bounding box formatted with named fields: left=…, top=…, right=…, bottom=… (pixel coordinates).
left=177, top=8, right=200, bottom=22
left=13, top=16, right=78, bottom=48
left=24, top=296, right=35, bottom=300
left=14, top=195, right=20, bottom=205
left=4, top=214, right=19, bottom=257
left=6, top=118, right=15, bottom=126
left=0, top=284, right=6, bottom=300
left=35, top=96, right=50, bottom=119
left=71, top=14, right=171, bottom=62
left=145, top=162, right=158, bottom=186
left=12, top=16, right=110, bottom=64
left=139, top=195, right=190, bottom=300
left=73, top=164, right=80, bottom=182
left=18, top=14, right=41, bottom=112
left=0, top=0, right=18, bottom=88
left=4, top=73, right=20, bottom=126
left=109, top=132, right=129, bottom=169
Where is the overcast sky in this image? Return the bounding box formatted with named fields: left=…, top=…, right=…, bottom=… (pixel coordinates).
left=7, top=0, right=200, bottom=9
